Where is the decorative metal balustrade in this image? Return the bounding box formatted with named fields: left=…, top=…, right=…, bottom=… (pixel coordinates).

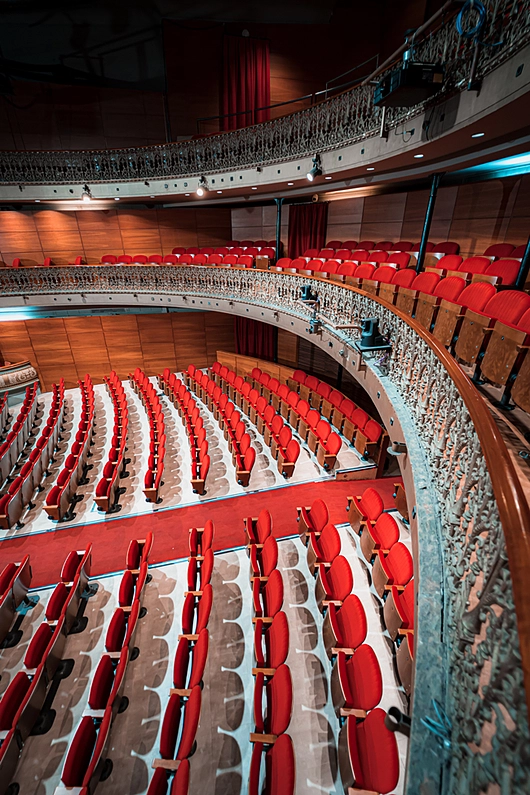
left=1, top=263, right=529, bottom=792
left=0, top=0, right=528, bottom=186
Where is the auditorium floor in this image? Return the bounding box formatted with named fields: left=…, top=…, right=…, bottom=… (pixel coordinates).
left=7, top=526, right=409, bottom=795
left=0, top=380, right=373, bottom=541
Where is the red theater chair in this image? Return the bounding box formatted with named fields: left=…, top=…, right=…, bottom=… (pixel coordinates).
left=338, top=709, right=399, bottom=794
left=384, top=579, right=415, bottom=641
left=372, top=542, right=414, bottom=598
left=323, top=593, right=368, bottom=659
left=253, top=610, right=289, bottom=676
left=307, top=522, right=341, bottom=576
left=251, top=663, right=293, bottom=743
left=172, top=628, right=209, bottom=697
left=315, top=555, right=353, bottom=612
left=249, top=732, right=295, bottom=795
left=347, top=487, right=384, bottom=534
left=331, top=644, right=383, bottom=718
left=297, top=498, right=329, bottom=541
left=245, top=509, right=272, bottom=549
left=360, top=512, right=400, bottom=562
left=253, top=569, right=284, bottom=622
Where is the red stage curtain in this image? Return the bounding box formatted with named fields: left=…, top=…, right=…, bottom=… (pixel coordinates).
left=288, top=203, right=329, bottom=259
left=222, top=35, right=270, bottom=131
left=234, top=317, right=276, bottom=360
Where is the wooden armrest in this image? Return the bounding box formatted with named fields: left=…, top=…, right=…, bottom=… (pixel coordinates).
left=252, top=667, right=276, bottom=676
left=385, top=584, right=405, bottom=592
left=347, top=788, right=379, bottom=795
left=340, top=707, right=367, bottom=719
left=83, top=708, right=106, bottom=718
left=331, top=647, right=356, bottom=656
left=120, top=605, right=133, bottom=613
left=129, top=568, right=140, bottom=575
left=250, top=733, right=277, bottom=744
left=252, top=616, right=273, bottom=624
left=322, top=599, right=343, bottom=606
left=247, top=543, right=264, bottom=549
left=106, top=651, right=122, bottom=659
left=184, top=590, right=203, bottom=597
left=250, top=576, right=269, bottom=582
left=398, top=627, right=414, bottom=636
left=170, top=688, right=192, bottom=697
left=152, top=759, right=181, bottom=771
left=178, top=633, right=199, bottom=641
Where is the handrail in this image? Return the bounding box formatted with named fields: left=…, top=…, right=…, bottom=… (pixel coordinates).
left=0, top=262, right=528, bottom=789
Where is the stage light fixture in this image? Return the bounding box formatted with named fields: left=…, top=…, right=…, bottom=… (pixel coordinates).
left=81, top=184, right=93, bottom=202
left=307, top=155, right=322, bottom=182
left=196, top=176, right=209, bottom=197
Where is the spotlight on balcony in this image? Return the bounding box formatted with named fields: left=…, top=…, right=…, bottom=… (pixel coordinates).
left=81, top=184, right=92, bottom=202
left=306, top=155, right=322, bottom=182
left=196, top=176, right=209, bottom=197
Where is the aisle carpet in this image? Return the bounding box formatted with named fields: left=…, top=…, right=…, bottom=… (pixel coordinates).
left=0, top=477, right=400, bottom=588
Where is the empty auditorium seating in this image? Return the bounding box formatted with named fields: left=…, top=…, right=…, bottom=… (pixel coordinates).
left=245, top=509, right=272, bottom=549
left=347, top=487, right=384, bottom=534
left=130, top=369, right=165, bottom=503
left=372, top=541, right=414, bottom=598
left=0, top=383, right=39, bottom=488
left=44, top=376, right=95, bottom=521
left=306, top=521, right=341, bottom=576
left=322, top=593, right=368, bottom=658
left=298, top=497, right=329, bottom=541
left=338, top=709, right=399, bottom=794
left=249, top=732, right=295, bottom=795
left=359, top=511, right=400, bottom=562
left=315, top=554, right=353, bottom=611
left=95, top=372, right=129, bottom=513
left=331, top=644, right=383, bottom=717
left=0, top=555, right=32, bottom=643
left=431, top=281, right=496, bottom=348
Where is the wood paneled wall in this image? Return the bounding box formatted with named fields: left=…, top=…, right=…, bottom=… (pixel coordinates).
left=231, top=204, right=290, bottom=253
left=0, top=311, right=235, bottom=391
left=0, top=206, right=232, bottom=266
left=323, top=175, right=530, bottom=258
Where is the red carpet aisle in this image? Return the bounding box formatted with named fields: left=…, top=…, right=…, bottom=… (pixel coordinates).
left=0, top=477, right=399, bottom=587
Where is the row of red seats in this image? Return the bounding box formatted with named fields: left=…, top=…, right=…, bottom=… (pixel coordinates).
left=58, top=536, right=152, bottom=793
left=0, top=380, right=65, bottom=530
left=0, top=548, right=91, bottom=790
left=95, top=372, right=129, bottom=513
left=129, top=369, right=166, bottom=504
left=186, top=366, right=257, bottom=487
left=425, top=254, right=521, bottom=285
left=44, top=376, right=95, bottom=521
left=148, top=524, right=214, bottom=794
left=246, top=511, right=295, bottom=795
left=347, top=488, right=415, bottom=694
left=158, top=370, right=211, bottom=496
left=321, top=239, right=460, bottom=253
left=299, top=250, right=411, bottom=268
left=300, top=496, right=403, bottom=793
left=0, top=384, right=39, bottom=486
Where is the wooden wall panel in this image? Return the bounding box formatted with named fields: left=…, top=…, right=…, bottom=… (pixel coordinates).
left=137, top=314, right=177, bottom=374
left=65, top=317, right=112, bottom=382
left=0, top=322, right=37, bottom=367
left=204, top=313, right=235, bottom=362
left=277, top=328, right=299, bottom=367
left=172, top=313, right=209, bottom=371
left=27, top=318, right=78, bottom=391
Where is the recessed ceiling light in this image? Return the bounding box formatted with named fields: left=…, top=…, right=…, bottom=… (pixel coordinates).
left=114, top=197, right=120, bottom=201
left=150, top=195, right=155, bottom=198
left=251, top=187, right=258, bottom=190
left=414, top=154, right=424, bottom=158
left=217, top=190, right=222, bottom=194
left=35, top=199, right=40, bottom=203
left=472, top=132, right=485, bottom=138
left=185, top=193, right=190, bottom=196
left=367, top=167, right=375, bottom=171
left=325, top=176, right=332, bottom=180
left=287, top=182, right=294, bottom=186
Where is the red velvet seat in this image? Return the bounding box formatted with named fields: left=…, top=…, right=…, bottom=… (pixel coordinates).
left=249, top=733, right=295, bottom=795
left=315, top=555, right=353, bottom=611
left=246, top=509, right=272, bottom=547
left=434, top=254, right=463, bottom=272
left=187, top=547, right=213, bottom=592
left=393, top=241, right=413, bottom=251
left=372, top=542, right=414, bottom=597
left=277, top=438, right=300, bottom=478
left=253, top=663, right=292, bottom=737
left=159, top=694, right=182, bottom=759
left=432, top=241, right=459, bottom=254
left=46, top=581, right=70, bottom=621
left=189, top=519, right=214, bottom=558
left=339, top=708, right=399, bottom=793
left=0, top=671, right=31, bottom=729
left=483, top=258, right=520, bottom=286
left=323, top=593, right=368, bottom=657
left=253, top=568, right=284, bottom=619
left=484, top=242, right=515, bottom=258
left=24, top=623, right=53, bottom=670
left=254, top=610, right=289, bottom=672
left=307, top=522, right=341, bottom=575
left=347, top=487, right=384, bottom=534
left=173, top=628, right=209, bottom=692
left=250, top=536, right=278, bottom=580
left=458, top=255, right=491, bottom=276
left=88, top=655, right=114, bottom=710
left=332, top=644, right=383, bottom=716
left=298, top=497, right=329, bottom=539
left=358, top=240, right=375, bottom=250
left=360, top=512, right=400, bottom=562
left=384, top=578, right=415, bottom=640
left=61, top=715, right=98, bottom=787
left=105, top=609, right=127, bottom=652
left=512, top=244, right=527, bottom=258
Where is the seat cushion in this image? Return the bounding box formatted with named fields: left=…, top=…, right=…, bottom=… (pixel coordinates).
left=61, top=716, right=97, bottom=787
left=0, top=672, right=31, bottom=730
left=24, top=623, right=53, bottom=669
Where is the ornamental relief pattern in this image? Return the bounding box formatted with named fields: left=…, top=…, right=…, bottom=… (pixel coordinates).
left=0, top=264, right=529, bottom=791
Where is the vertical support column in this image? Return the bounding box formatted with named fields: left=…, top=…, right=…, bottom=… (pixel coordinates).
left=515, top=235, right=530, bottom=290
left=274, top=197, right=284, bottom=260
left=416, top=172, right=444, bottom=275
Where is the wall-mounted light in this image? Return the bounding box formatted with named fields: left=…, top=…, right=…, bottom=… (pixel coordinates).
left=81, top=184, right=92, bottom=202
left=196, top=176, right=209, bottom=197
left=307, top=154, right=322, bottom=182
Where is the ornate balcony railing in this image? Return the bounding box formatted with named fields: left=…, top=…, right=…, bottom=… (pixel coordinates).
left=0, top=0, right=528, bottom=185
left=1, top=263, right=529, bottom=792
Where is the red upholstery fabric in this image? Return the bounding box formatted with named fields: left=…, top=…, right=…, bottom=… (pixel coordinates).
left=329, top=594, right=367, bottom=649
left=437, top=254, right=463, bottom=271
left=483, top=289, right=530, bottom=325
left=62, top=717, right=97, bottom=787
left=268, top=663, right=293, bottom=736
left=434, top=276, right=466, bottom=302
left=24, top=622, right=53, bottom=669
left=512, top=244, right=527, bottom=258
left=355, top=263, right=375, bottom=279
left=260, top=537, right=278, bottom=577
left=249, top=742, right=264, bottom=795
left=46, top=582, right=69, bottom=621
left=458, top=281, right=497, bottom=312
left=250, top=509, right=272, bottom=544
left=119, top=569, right=135, bottom=607
left=338, top=644, right=383, bottom=710
left=267, top=611, right=289, bottom=670
left=391, top=268, right=416, bottom=288
left=171, top=759, right=190, bottom=795
left=518, top=309, right=530, bottom=334
left=267, top=733, right=295, bottom=795
left=388, top=253, right=411, bottom=269
left=61, top=551, right=80, bottom=582
left=410, top=272, right=440, bottom=293
left=348, top=708, right=399, bottom=792
left=176, top=685, right=201, bottom=759
left=147, top=768, right=169, bottom=795
left=373, top=266, right=396, bottom=284
left=312, top=523, right=341, bottom=562
left=369, top=513, right=400, bottom=550
left=459, top=256, right=491, bottom=274
left=320, top=555, right=353, bottom=601
left=160, top=694, right=182, bottom=759
left=105, top=609, right=126, bottom=652
left=196, top=584, right=213, bottom=633
left=394, top=580, right=415, bottom=627
left=126, top=539, right=141, bottom=570
left=263, top=569, right=284, bottom=617
left=0, top=672, right=31, bottom=729
left=0, top=563, right=17, bottom=595
left=89, top=655, right=114, bottom=709
left=302, top=499, right=329, bottom=533
left=378, top=542, right=414, bottom=585
left=484, top=243, right=515, bottom=257
left=432, top=241, right=459, bottom=254
left=189, top=628, right=209, bottom=688
left=484, top=258, right=520, bottom=285
left=173, top=637, right=190, bottom=689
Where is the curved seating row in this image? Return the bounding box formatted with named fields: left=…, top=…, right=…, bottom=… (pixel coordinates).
left=0, top=548, right=91, bottom=793
left=0, top=393, right=8, bottom=436
left=0, top=383, right=39, bottom=487
left=0, top=555, right=32, bottom=645
left=300, top=496, right=404, bottom=793
left=426, top=254, right=521, bottom=285
left=45, top=376, right=95, bottom=522
left=56, top=536, right=152, bottom=794
left=186, top=366, right=257, bottom=487
left=99, top=250, right=275, bottom=267
left=321, top=239, right=461, bottom=254
left=129, top=369, right=166, bottom=503
left=158, top=370, right=210, bottom=496
left=0, top=380, right=65, bottom=530
left=147, top=524, right=214, bottom=793
left=94, top=372, right=129, bottom=513
left=245, top=511, right=295, bottom=795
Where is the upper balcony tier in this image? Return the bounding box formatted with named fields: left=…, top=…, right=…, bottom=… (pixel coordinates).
left=0, top=0, right=529, bottom=205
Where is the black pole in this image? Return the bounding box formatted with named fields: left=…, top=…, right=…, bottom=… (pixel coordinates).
left=274, top=198, right=284, bottom=260
left=416, top=172, right=444, bottom=274
left=515, top=234, right=530, bottom=290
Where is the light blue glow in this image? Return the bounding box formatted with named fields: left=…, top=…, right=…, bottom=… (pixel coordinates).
left=464, top=151, right=530, bottom=177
